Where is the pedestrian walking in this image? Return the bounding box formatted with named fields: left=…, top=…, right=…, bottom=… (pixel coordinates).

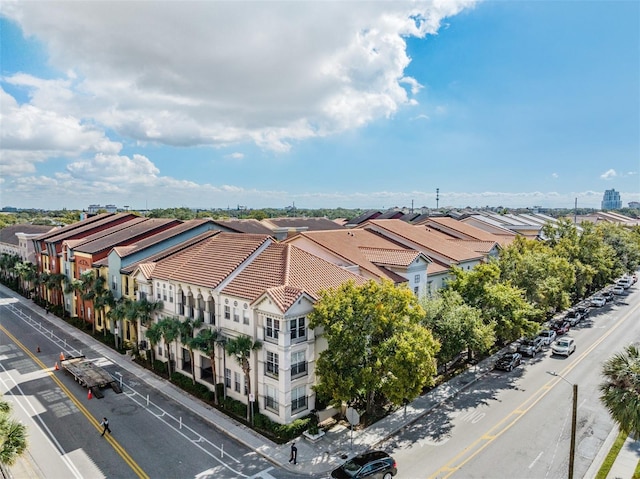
left=100, top=417, right=111, bottom=436
left=289, top=442, right=297, bottom=465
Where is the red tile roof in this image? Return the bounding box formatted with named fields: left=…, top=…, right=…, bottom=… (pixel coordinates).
left=222, top=243, right=368, bottom=312
left=284, top=229, right=423, bottom=282
left=151, top=233, right=271, bottom=288
left=362, top=219, right=483, bottom=263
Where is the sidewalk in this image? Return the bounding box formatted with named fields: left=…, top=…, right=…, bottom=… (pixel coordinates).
left=4, top=292, right=495, bottom=477
left=5, top=289, right=634, bottom=478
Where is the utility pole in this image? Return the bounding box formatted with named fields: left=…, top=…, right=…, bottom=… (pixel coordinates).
left=436, top=188, right=440, bottom=209
left=549, top=371, right=577, bottom=479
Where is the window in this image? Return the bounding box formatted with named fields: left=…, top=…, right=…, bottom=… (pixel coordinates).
left=162, top=284, right=167, bottom=301
left=224, top=305, right=231, bottom=320
left=112, top=275, right=117, bottom=290
left=266, top=351, right=279, bottom=378
left=414, top=274, right=420, bottom=283
left=291, top=385, right=307, bottom=412
left=290, top=317, right=306, bottom=341
left=234, top=372, right=241, bottom=393
left=265, top=384, right=278, bottom=411
left=157, top=291, right=161, bottom=300
left=169, top=294, right=173, bottom=303
left=266, top=318, right=280, bottom=340
left=243, top=309, right=249, bottom=325
left=414, top=286, right=419, bottom=295
left=291, top=350, right=306, bottom=377
left=225, top=368, right=231, bottom=388
left=233, top=308, right=239, bottom=322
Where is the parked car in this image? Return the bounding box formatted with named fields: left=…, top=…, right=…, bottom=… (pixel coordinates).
left=632, top=273, right=638, bottom=284
left=601, top=291, right=614, bottom=302
left=617, top=277, right=632, bottom=289
left=518, top=336, right=544, bottom=357
left=331, top=451, right=398, bottom=479
left=494, top=352, right=522, bottom=371
left=576, top=306, right=590, bottom=319
left=612, top=285, right=625, bottom=295
left=590, top=296, right=606, bottom=307
left=551, top=321, right=571, bottom=335
left=564, top=309, right=582, bottom=326
left=551, top=337, right=576, bottom=357
left=538, top=329, right=557, bottom=346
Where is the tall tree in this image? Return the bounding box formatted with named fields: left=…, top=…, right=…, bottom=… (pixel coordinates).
left=193, top=328, right=224, bottom=405
left=157, top=316, right=181, bottom=377
left=448, top=262, right=539, bottom=343
left=178, top=317, right=203, bottom=384
left=422, top=289, right=495, bottom=367
left=599, top=344, right=640, bottom=440
left=225, top=335, right=262, bottom=422
left=145, top=321, right=163, bottom=365
left=309, top=279, right=439, bottom=416
left=0, top=396, right=28, bottom=466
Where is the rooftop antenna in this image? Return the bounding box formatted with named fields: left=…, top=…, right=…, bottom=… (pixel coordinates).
left=436, top=188, right=440, bottom=209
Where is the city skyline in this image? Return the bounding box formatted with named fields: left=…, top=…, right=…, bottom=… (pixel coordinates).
left=1, top=1, right=638, bottom=211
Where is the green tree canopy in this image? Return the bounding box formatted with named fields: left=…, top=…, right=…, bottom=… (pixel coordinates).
left=309, top=279, right=439, bottom=416
left=422, top=289, right=495, bottom=367
left=447, top=262, right=538, bottom=343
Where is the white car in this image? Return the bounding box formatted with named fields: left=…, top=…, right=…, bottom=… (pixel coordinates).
left=612, top=285, right=625, bottom=295
left=538, top=329, right=557, bottom=346
left=551, top=337, right=576, bottom=357
left=590, top=296, right=606, bottom=307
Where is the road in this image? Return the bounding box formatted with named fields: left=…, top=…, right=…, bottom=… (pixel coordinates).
left=2, top=283, right=638, bottom=479
left=0, top=290, right=291, bottom=479
left=384, top=285, right=639, bottom=478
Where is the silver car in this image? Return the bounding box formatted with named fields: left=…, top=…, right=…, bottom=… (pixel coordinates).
left=538, top=329, right=557, bottom=346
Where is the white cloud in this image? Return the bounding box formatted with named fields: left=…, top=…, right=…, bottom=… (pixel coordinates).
left=226, top=153, right=245, bottom=161
left=600, top=169, right=617, bottom=180
left=551, top=173, right=558, bottom=179
left=2, top=1, right=475, bottom=153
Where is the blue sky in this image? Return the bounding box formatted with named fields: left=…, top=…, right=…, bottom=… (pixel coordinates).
left=1, top=1, right=638, bottom=211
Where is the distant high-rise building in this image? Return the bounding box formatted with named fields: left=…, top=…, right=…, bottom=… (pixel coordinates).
left=601, top=189, right=622, bottom=210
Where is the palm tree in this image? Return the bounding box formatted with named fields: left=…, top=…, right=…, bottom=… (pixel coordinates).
left=145, top=321, right=163, bottom=365
left=599, top=344, right=640, bottom=440
left=157, top=317, right=181, bottom=377
left=225, top=335, right=262, bottom=422
left=14, top=261, right=36, bottom=295
left=0, top=396, right=28, bottom=466
left=135, top=298, right=164, bottom=345
left=93, top=285, right=115, bottom=335
left=178, top=317, right=203, bottom=384
left=193, top=328, right=224, bottom=405
left=108, top=298, right=132, bottom=349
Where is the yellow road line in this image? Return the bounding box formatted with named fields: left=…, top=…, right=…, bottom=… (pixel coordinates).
left=429, top=299, right=640, bottom=479
left=0, top=323, right=149, bottom=479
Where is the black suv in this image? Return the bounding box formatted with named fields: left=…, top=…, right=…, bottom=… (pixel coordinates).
left=518, top=336, right=544, bottom=357
left=331, top=451, right=398, bottom=479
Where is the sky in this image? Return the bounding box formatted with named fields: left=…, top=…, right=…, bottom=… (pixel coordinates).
left=1, top=1, right=638, bottom=212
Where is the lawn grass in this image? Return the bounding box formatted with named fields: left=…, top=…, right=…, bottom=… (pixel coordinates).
left=633, top=457, right=640, bottom=479
left=595, top=430, right=628, bottom=479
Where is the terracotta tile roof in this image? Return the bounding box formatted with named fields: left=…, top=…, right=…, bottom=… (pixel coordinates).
left=152, top=233, right=272, bottom=288
left=363, top=219, right=483, bottom=263
left=284, top=229, right=422, bottom=282
left=428, top=260, right=450, bottom=274
left=420, top=216, right=506, bottom=242
left=359, top=247, right=420, bottom=267
left=222, top=243, right=368, bottom=312
left=262, top=217, right=345, bottom=231
left=120, top=231, right=220, bottom=274
left=448, top=239, right=497, bottom=254
left=210, top=219, right=274, bottom=235
left=345, top=210, right=382, bottom=226
left=137, top=262, right=157, bottom=280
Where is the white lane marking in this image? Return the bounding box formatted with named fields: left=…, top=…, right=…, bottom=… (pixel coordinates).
left=529, top=451, right=543, bottom=469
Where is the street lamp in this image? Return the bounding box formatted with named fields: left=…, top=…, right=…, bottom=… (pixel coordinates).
left=548, top=371, right=578, bottom=479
